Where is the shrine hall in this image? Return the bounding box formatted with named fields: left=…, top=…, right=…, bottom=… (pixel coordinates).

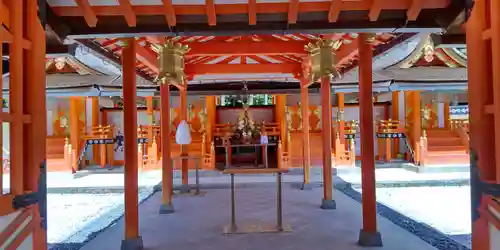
left=0, top=0, right=499, bottom=250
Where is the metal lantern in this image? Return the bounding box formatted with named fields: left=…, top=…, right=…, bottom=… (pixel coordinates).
left=154, top=40, right=190, bottom=85
left=304, top=38, right=342, bottom=80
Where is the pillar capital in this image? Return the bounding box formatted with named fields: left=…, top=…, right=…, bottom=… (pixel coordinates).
left=155, top=39, right=190, bottom=85
left=304, top=38, right=342, bottom=80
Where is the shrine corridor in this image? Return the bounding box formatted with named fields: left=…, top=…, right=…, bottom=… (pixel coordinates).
left=80, top=185, right=434, bottom=250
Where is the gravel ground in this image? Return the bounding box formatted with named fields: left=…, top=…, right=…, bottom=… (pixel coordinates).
left=47, top=186, right=156, bottom=248
left=354, top=185, right=472, bottom=248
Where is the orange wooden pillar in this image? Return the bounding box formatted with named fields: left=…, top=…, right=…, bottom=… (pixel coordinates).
left=160, top=83, right=175, bottom=214
left=91, top=97, right=100, bottom=164
left=357, top=33, right=382, bottom=246
left=320, top=76, right=335, bottom=209
left=337, top=93, right=345, bottom=151
left=205, top=96, right=216, bottom=152
left=392, top=92, right=400, bottom=157
left=146, top=96, right=154, bottom=124
left=467, top=1, right=499, bottom=250
left=69, top=97, right=81, bottom=172
left=443, top=100, right=450, bottom=129
left=180, top=89, right=189, bottom=186
left=300, top=78, right=311, bottom=188
left=275, top=95, right=287, bottom=168
left=120, top=38, right=143, bottom=249
left=24, top=2, right=48, bottom=247
left=411, top=91, right=422, bottom=163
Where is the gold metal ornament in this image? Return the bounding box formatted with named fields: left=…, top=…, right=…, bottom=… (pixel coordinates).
left=154, top=39, right=190, bottom=85
left=304, top=38, right=342, bottom=80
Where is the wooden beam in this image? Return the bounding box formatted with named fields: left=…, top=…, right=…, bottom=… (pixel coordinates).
left=52, top=1, right=453, bottom=17
left=407, top=0, right=423, bottom=21
left=0, top=1, right=9, bottom=28
left=74, top=0, right=98, bottom=27
left=288, top=0, right=299, bottom=24
left=185, top=63, right=301, bottom=74
left=135, top=42, right=159, bottom=74
left=117, top=0, right=137, bottom=27
left=161, top=0, right=176, bottom=27
left=187, top=41, right=308, bottom=56
left=328, top=0, right=342, bottom=22
left=248, top=0, right=257, bottom=25
left=206, top=0, right=216, bottom=26
left=368, top=0, right=382, bottom=21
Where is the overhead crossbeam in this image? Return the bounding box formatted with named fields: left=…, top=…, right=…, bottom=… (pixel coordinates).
left=117, top=0, right=136, bottom=27
left=288, top=0, right=299, bottom=24
left=74, top=0, right=97, bottom=27
left=248, top=0, right=256, bottom=25
left=206, top=0, right=216, bottom=26
left=161, top=0, right=176, bottom=27
left=51, top=1, right=452, bottom=18
left=328, top=0, right=342, bottom=22
left=186, top=41, right=308, bottom=56
left=185, top=63, right=301, bottom=75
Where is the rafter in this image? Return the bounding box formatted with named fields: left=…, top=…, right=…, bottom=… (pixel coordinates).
left=206, top=0, right=216, bottom=26
left=288, top=0, right=299, bottom=24
left=248, top=0, right=257, bottom=25
left=216, top=56, right=239, bottom=64
left=407, top=0, right=423, bottom=21
left=51, top=1, right=451, bottom=18
left=117, top=0, right=136, bottom=27
left=368, top=0, right=382, bottom=21
left=74, top=0, right=98, bottom=27
left=0, top=1, right=9, bottom=28
left=135, top=43, right=159, bottom=74
left=328, top=0, right=342, bottom=22
left=186, top=41, right=308, bottom=56
left=161, top=0, right=176, bottom=27
left=185, top=63, right=301, bottom=75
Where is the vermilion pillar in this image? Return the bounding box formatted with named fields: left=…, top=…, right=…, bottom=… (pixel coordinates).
left=300, top=78, right=311, bottom=189
left=180, top=89, right=189, bottom=186
left=160, top=83, right=175, bottom=214
left=91, top=97, right=100, bottom=164
left=121, top=38, right=143, bottom=249
left=320, top=76, right=336, bottom=209
left=337, top=92, right=345, bottom=149
left=467, top=0, right=497, bottom=249
left=392, top=92, right=399, bottom=156
left=357, top=33, right=382, bottom=246
left=443, top=100, right=450, bottom=129
left=205, top=96, right=216, bottom=151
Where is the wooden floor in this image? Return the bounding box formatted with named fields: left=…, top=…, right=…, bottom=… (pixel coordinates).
left=81, top=184, right=437, bottom=250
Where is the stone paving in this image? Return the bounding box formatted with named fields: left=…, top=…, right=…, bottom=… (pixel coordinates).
left=81, top=184, right=438, bottom=250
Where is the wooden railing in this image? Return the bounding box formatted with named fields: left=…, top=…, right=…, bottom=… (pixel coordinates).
left=376, top=120, right=405, bottom=162
left=332, top=120, right=358, bottom=167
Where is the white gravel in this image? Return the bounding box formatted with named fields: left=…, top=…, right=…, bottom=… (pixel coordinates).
left=355, top=186, right=471, bottom=236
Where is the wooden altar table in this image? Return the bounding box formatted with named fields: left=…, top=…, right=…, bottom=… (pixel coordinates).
left=216, top=143, right=276, bottom=169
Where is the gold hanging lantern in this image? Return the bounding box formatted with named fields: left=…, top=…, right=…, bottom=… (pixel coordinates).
left=304, top=38, right=342, bottom=80
left=154, top=39, right=190, bottom=85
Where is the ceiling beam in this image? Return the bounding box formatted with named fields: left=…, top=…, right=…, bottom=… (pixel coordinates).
left=206, top=0, right=216, bottom=26
left=186, top=41, right=308, bottom=56
left=248, top=0, right=256, bottom=25
left=117, top=0, right=136, bottom=27
left=74, top=0, right=97, bottom=27
left=185, top=63, right=301, bottom=75
left=63, top=18, right=447, bottom=39
left=51, top=1, right=454, bottom=18
left=161, top=0, right=176, bottom=27
left=328, top=0, right=342, bottom=22
left=407, top=0, right=423, bottom=21
left=288, top=0, right=299, bottom=24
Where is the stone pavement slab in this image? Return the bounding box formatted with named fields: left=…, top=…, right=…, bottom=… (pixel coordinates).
left=81, top=184, right=437, bottom=250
